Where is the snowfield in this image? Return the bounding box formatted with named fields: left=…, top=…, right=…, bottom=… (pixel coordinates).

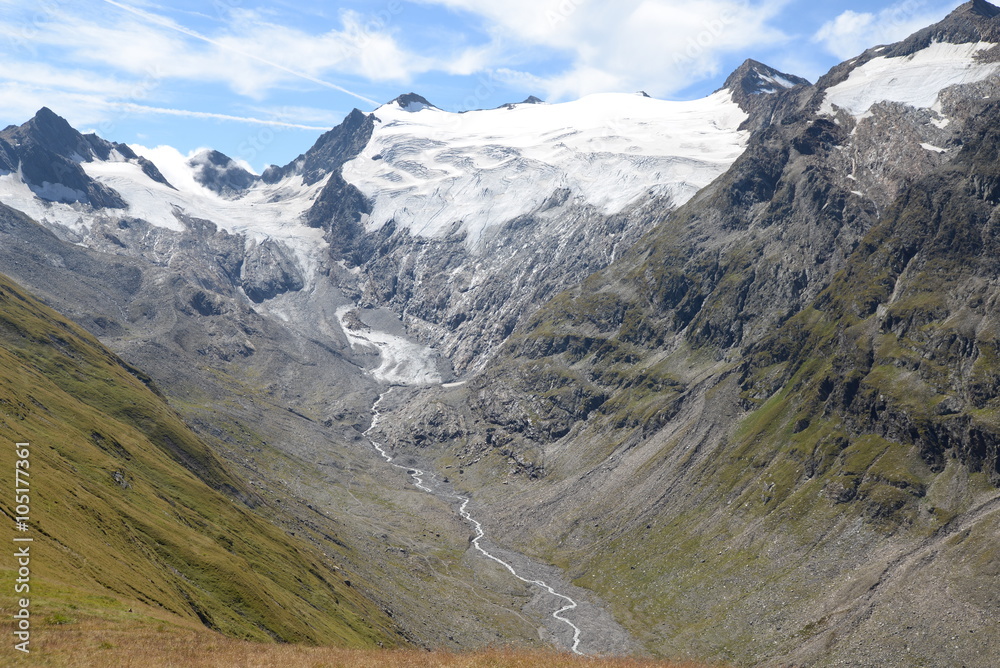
left=821, top=41, right=1000, bottom=118
left=342, top=91, right=750, bottom=248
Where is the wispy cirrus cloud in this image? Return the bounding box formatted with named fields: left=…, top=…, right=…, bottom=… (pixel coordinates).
left=19, top=3, right=406, bottom=103
left=97, top=0, right=381, bottom=104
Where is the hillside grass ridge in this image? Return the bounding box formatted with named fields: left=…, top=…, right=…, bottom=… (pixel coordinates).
left=20, top=617, right=716, bottom=668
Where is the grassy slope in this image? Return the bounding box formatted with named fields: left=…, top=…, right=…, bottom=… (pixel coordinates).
left=0, top=271, right=402, bottom=651
left=0, top=203, right=564, bottom=653
left=23, top=617, right=712, bottom=668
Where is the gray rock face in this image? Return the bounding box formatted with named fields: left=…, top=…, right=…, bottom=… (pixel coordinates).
left=0, top=107, right=164, bottom=208
left=722, top=59, right=811, bottom=113
left=190, top=149, right=257, bottom=195
left=240, top=238, right=305, bottom=303
left=349, top=195, right=675, bottom=373
left=264, top=108, right=375, bottom=186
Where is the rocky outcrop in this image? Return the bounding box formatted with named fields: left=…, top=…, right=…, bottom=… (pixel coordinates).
left=239, top=238, right=305, bottom=303
left=263, top=108, right=374, bottom=187
left=722, top=59, right=811, bottom=121
left=0, top=108, right=134, bottom=208
left=190, top=149, right=256, bottom=195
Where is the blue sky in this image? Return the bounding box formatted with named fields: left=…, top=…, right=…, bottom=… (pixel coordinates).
left=0, top=0, right=965, bottom=171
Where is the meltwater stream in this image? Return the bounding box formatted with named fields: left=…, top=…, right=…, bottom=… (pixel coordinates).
left=364, top=391, right=584, bottom=655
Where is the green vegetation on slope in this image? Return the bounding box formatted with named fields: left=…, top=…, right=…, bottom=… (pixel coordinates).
left=417, top=87, right=1000, bottom=666
left=0, top=271, right=402, bottom=649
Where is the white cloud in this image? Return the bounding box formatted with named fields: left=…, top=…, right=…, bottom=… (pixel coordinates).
left=0, top=1, right=448, bottom=131
left=37, top=3, right=389, bottom=103
left=409, top=0, right=791, bottom=99
left=813, top=1, right=955, bottom=60
left=0, top=0, right=803, bottom=130
left=0, top=81, right=115, bottom=128
left=0, top=56, right=336, bottom=133
left=0, top=2, right=439, bottom=107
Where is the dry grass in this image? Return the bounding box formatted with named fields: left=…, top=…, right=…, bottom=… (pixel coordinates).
left=16, top=619, right=714, bottom=668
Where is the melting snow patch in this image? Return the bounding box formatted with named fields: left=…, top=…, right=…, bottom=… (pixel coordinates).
left=930, top=115, right=951, bottom=129
left=335, top=306, right=443, bottom=386
left=30, top=181, right=88, bottom=203
left=0, top=173, right=91, bottom=233
left=759, top=72, right=799, bottom=90
left=920, top=143, right=948, bottom=153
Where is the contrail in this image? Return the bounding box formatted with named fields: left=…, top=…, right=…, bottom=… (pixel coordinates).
left=98, top=0, right=381, bottom=107
left=116, top=103, right=330, bottom=130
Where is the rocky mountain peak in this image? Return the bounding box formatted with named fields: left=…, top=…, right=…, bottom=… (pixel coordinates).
left=724, top=59, right=810, bottom=96
left=882, top=0, right=1000, bottom=57
left=390, top=93, right=436, bottom=112
left=189, top=149, right=257, bottom=196
left=963, top=0, right=1000, bottom=18
left=31, top=106, right=71, bottom=130
left=9, top=107, right=100, bottom=162
left=721, top=59, right=810, bottom=114
left=0, top=108, right=128, bottom=208
left=262, top=108, right=374, bottom=186
left=815, top=0, right=1000, bottom=96
left=495, top=95, right=546, bottom=110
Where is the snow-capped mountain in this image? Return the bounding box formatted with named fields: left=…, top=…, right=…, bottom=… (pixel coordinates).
left=819, top=0, right=1000, bottom=119
left=5, top=0, right=1000, bottom=382
left=342, top=89, right=749, bottom=247
left=3, top=0, right=999, bottom=382
left=2, top=2, right=1000, bottom=664
left=820, top=41, right=1000, bottom=118
left=723, top=59, right=811, bottom=102
left=0, top=60, right=806, bottom=377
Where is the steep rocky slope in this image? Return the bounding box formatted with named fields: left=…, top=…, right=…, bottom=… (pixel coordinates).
left=0, top=73, right=811, bottom=657
left=2, top=2, right=1000, bottom=663
left=370, top=3, right=1000, bottom=665
left=0, top=201, right=588, bottom=653
left=0, top=270, right=401, bottom=647
left=327, top=73, right=802, bottom=373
